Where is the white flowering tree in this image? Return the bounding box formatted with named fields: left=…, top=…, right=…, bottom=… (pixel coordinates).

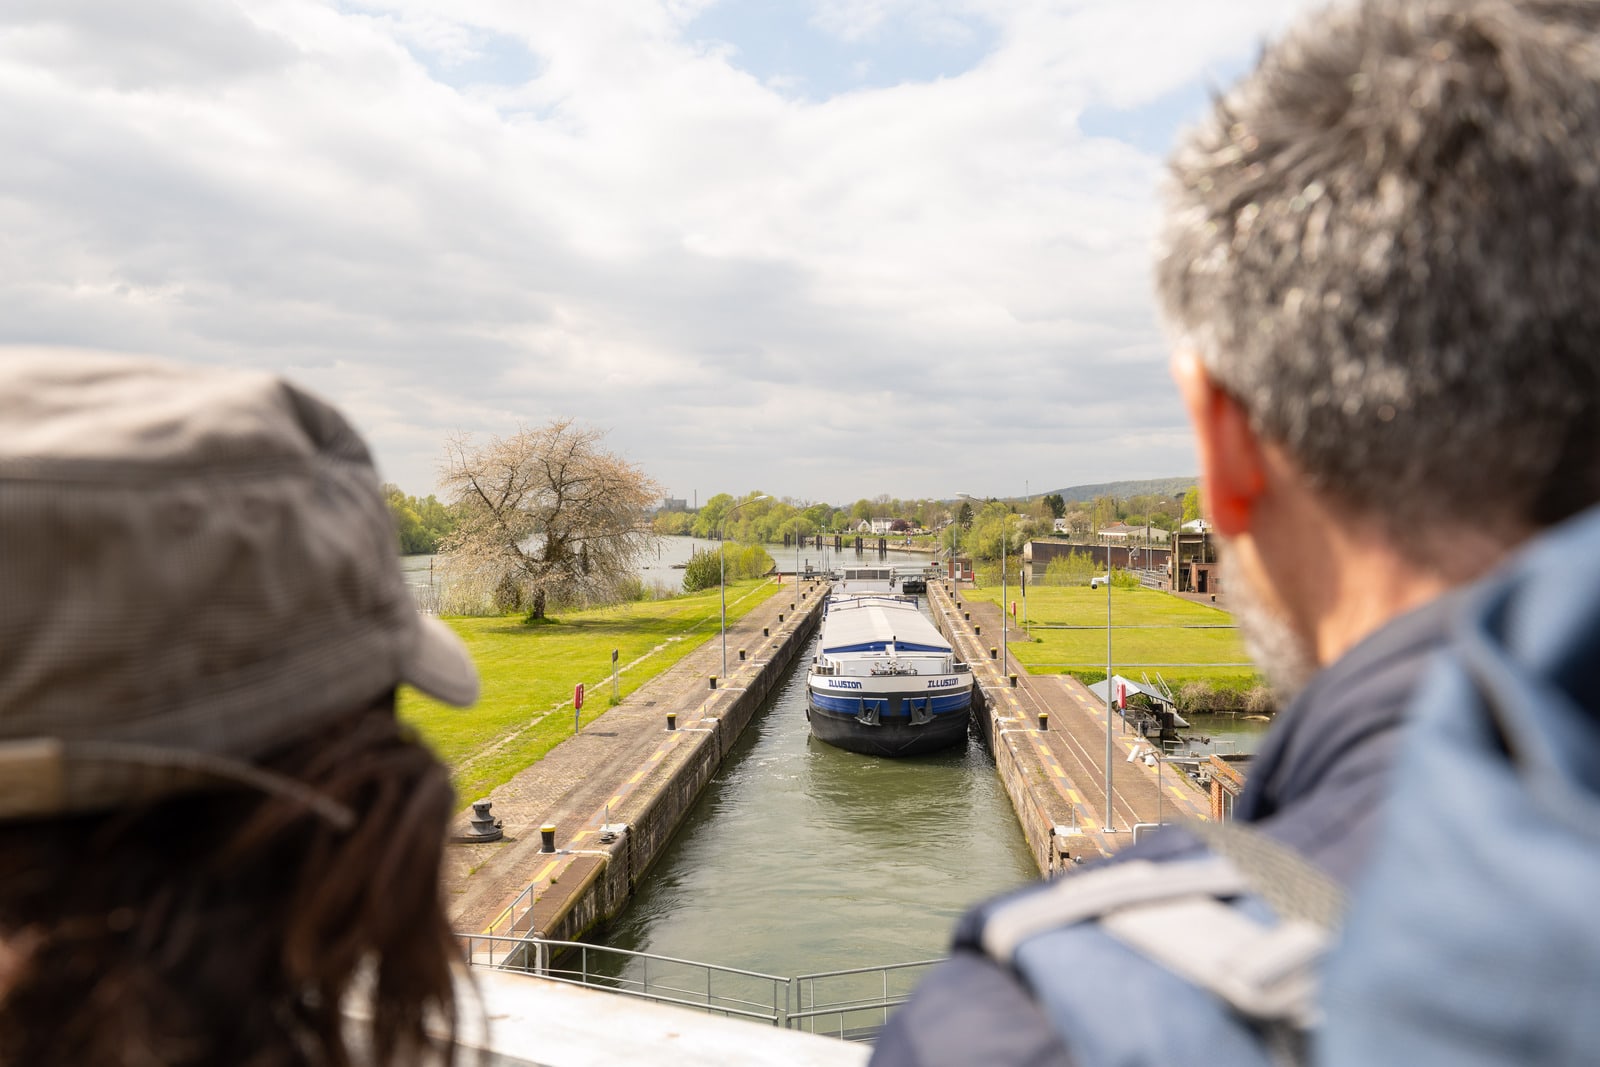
left=438, top=419, right=658, bottom=618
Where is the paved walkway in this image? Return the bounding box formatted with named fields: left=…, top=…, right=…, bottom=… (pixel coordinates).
left=444, top=577, right=812, bottom=933
left=930, top=582, right=1210, bottom=862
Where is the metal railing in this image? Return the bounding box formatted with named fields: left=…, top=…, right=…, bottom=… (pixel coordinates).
left=486, top=883, right=539, bottom=937
left=460, top=935, right=790, bottom=1025
left=787, top=959, right=943, bottom=1043
left=459, top=934, right=941, bottom=1041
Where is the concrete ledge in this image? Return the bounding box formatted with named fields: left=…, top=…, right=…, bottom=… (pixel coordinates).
left=367, top=968, right=870, bottom=1067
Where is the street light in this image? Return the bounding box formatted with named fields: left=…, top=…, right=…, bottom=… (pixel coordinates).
left=1102, top=498, right=1114, bottom=832
left=957, top=493, right=1009, bottom=673
left=719, top=494, right=770, bottom=682
left=954, top=494, right=975, bottom=590
left=948, top=505, right=961, bottom=587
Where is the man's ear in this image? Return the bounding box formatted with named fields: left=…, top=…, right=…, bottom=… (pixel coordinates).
left=1171, top=349, right=1266, bottom=536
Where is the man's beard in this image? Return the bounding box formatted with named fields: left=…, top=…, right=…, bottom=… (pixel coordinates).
left=1223, top=544, right=1319, bottom=704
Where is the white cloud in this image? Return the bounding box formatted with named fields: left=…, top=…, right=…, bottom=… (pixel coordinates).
left=0, top=0, right=1323, bottom=501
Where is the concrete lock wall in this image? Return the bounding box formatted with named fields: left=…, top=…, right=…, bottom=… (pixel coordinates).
left=532, top=589, right=828, bottom=943
left=928, top=582, right=1068, bottom=878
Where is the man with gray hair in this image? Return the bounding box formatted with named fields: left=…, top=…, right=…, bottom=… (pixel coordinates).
left=872, top=1, right=1600, bottom=1063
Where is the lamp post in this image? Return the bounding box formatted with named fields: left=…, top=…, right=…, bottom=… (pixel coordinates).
left=955, top=493, right=1008, bottom=669
left=950, top=507, right=960, bottom=587
left=1001, top=512, right=1009, bottom=672
left=720, top=494, right=769, bottom=682
left=955, top=494, right=976, bottom=590
left=1104, top=499, right=1115, bottom=833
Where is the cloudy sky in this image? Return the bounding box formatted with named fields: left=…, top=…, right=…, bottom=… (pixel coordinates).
left=1, top=0, right=1322, bottom=503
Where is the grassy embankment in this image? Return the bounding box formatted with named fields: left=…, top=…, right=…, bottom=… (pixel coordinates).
left=961, top=583, right=1267, bottom=711
left=400, top=577, right=783, bottom=804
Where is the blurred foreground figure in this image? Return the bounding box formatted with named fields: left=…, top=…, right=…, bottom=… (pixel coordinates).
left=0, top=356, right=480, bottom=1065
left=874, top=1, right=1600, bottom=1064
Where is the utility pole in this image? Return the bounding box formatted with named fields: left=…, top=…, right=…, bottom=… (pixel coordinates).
left=1001, top=513, right=1008, bottom=674
left=1104, top=498, right=1115, bottom=833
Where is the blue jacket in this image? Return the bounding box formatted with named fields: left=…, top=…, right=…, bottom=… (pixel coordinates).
left=869, top=590, right=1464, bottom=1067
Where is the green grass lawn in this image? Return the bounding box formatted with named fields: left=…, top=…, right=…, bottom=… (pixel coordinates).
left=961, top=584, right=1260, bottom=691
left=400, top=578, right=783, bottom=804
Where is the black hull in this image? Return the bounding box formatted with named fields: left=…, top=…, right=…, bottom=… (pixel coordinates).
left=807, top=703, right=970, bottom=757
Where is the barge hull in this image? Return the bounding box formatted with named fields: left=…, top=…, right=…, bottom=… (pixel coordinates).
left=806, top=702, right=970, bottom=757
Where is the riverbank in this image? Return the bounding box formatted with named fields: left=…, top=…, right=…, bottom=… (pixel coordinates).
left=401, top=578, right=783, bottom=803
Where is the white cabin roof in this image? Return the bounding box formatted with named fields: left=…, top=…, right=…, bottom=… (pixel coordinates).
left=820, top=598, right=949, bottom=655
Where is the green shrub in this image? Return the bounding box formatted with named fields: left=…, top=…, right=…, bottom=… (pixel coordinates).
left=682, top=549, right=722, bottom=592
left=682, top=544, right=775, bottom=592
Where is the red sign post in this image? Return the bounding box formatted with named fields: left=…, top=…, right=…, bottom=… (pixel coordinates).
left=574, top=683, right=585, bottom=733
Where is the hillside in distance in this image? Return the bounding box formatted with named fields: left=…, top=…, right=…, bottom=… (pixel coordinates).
left=1040, top=477, right=1197, bottom=504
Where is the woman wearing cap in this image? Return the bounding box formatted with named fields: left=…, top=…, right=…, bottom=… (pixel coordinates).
left=0, top=356, right=481, bottom=1066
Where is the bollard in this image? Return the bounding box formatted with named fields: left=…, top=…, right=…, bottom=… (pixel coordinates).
left=790, top=602, right=796, bottom=610
left=778, top=614, right=784, bottom=623
left=667, top=711, right=677, bottom=731
left=964, top=611, right=970, bottom=621
left=990, top=646, right=998, bottom=660
left=974, top=624, right=981, bottom=636
left=1010, top=673, right=1018, bottom=688
left=540, top=825, right=556, bottom=853
left=1039, top=712, right=1049, bottom=731
left=739, top=648, right=746, bottom=661
left=763, top=626, right=770, bottom=637
left=709, top=676, right=718, bottom=690
left=466, top=800, right=503, bottom=842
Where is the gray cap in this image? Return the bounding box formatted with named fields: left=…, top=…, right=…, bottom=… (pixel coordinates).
left=0, top=353, right=478, bottom=821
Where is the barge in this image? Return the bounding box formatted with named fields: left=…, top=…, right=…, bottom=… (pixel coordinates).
left=805, top=566, right=972, bottom=757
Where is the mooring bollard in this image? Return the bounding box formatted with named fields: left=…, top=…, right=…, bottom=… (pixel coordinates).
left=739, top=648, right=746, bottom=661
left=466, top=800, right=503, bottom=842
left=667, top=711, right=677, bottom=731
left=990, top=646, right=998, bottom=660
left=763, top=626, right=770, bottom=637
left=1039, top=711, right=1049, bottom=731
left=540, top=825, right=556, bottom=853
left=964, top=611, right=970, bottom=621
left=974, top=624, right=982, bottom=636
left=1010, top=673, right=1018, bottom=688
left=709, top=676, right=718, bottom=690
left=777, top=613, right=784, bottom=623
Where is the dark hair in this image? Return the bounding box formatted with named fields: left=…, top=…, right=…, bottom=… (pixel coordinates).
left=1157, top=0, right=1600, bottom=558
left=0, top=698, right=464, bottom=1066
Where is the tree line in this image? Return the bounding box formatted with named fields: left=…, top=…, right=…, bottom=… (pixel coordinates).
left=392, top=415, right=1197, bottom=620
left=382, top=485, right=458, bottom=555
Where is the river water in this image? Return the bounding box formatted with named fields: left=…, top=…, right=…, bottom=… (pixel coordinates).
left=402, top=535, right=936, bottom=605
left=596, top=611, right=1039, bottom=979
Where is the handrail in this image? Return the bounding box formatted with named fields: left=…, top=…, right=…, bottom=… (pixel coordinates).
left=459, top=933, right=944, bottom=1042
left=788, top=958, right=943, bottom=1042
left=459, top=934, right=791, bottom=1026
left=793, top=957, right=944, bottom=981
